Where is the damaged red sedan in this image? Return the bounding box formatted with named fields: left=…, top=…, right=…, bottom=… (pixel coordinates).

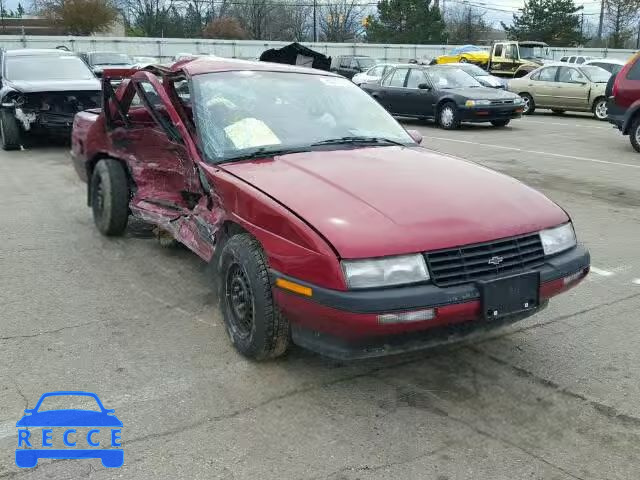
left=71, top=59, right=590, bottom=360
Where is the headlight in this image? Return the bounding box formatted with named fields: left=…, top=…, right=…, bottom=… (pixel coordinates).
left=465, top=99, right=491, bottom=107
left=539, top=223, right=576, bottom=256
left=342, top=254, right=429, bottom=289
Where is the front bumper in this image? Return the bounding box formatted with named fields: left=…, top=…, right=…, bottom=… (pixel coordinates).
left=460, top=104, right=523, bottom=123
left=273, top=245, right=590, bottom=359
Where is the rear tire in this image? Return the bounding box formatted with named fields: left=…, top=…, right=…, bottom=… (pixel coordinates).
left=438, top=102, right=460, bottom=130
left=90, top=158, right=129, bottom=236
left=630, top=117, right=640, bottom=153
left=592, top=97, right=608, bottom=121
left=520, top=93, right=535, bottom=115
left=491, top=119, right=510, bottom=127
left=218, top=233, right=290, bottom=360
left=0, top=109, right=21, bottom=150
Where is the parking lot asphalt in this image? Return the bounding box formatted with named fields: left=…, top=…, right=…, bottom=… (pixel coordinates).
left=1, top=112, right=640, bottom=480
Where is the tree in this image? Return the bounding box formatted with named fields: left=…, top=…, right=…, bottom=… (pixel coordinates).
left=365, top=0, right=446, bottom=44
left=123, top=0, right=174, bottom=37
left=445, top=5, right=491, bottom=44
left=233, top=0, right=273, bottom=39
left=34, top=0, right=118, bottom=35
left=605, top=0, right=640, bottom=48
left=319, top=0, right=364, bottom=41
left=270, top=2, right=311, bottom=41
left=502, top=0, right=587, bottom=46
left=202, top=16, right=246, bottom=39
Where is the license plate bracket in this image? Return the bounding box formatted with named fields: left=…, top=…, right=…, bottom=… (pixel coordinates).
left=479, top=271, right=540, bottom=320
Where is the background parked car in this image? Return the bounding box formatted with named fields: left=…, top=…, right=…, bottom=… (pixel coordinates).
left=331, top=55, right=377, bottom=79
left=559, top=55, right=595, bottom=65
left=432, top=63, right=505, bottom=89
left=607, top=53, right=640, bottom=152
left=79, top=51, right=134, bottom=77
left=362, top=65, right=524, bottom=129
left=584, top=58, right=626, bottom=75
left=433, top=45, right=489, bottom=67
left=352, top=63, right=396, bottom=86
left=0, top=49, right=100, bottom=150
left=508, top=64, right=611, bottom=120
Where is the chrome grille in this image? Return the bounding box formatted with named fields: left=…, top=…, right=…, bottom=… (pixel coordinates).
left=490, top=99, right=515, bottom=105
left=425, top=233, right=545, bottom=287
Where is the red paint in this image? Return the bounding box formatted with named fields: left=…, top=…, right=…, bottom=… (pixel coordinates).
left=274, top=270, right=588, bottom=339
left=71, top=60, right=587, bottom=343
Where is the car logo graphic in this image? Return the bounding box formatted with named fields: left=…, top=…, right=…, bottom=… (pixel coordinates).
left=488, top=256, right=504, bottom=266
left=15, top=391, right=123, bottom=468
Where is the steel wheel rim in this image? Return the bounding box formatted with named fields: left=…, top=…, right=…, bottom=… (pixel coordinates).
left=636, top=125, right=640, bottom=146
left=596, top=101, right=607, bottom=119
left=441, top=107, right=454, bottom=127
left=522, top=96, right=530, bottom=113
left=225, top=263, right=254, bottom=338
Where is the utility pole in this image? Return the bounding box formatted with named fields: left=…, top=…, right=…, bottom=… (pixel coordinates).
left=597, top=0, right=605, bottom=40
left=580, top=12, right=584, bottom=39
left=637, top=18, right=640, bottom=49
left=313, top=0, right=317, bottom=42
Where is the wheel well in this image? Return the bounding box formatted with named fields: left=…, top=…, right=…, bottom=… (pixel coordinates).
left=86, top=154, right=135, bottom=207
left=592, top=95, right=606, bottom=109
left=436, top=99, right=456, bottom=115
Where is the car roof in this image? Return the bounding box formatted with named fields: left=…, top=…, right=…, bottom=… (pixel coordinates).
left=585, top=58, right=625, bottom=65
left=4, top=49, right=78, bottom=57
left=175, top=57, right=339, bottom=77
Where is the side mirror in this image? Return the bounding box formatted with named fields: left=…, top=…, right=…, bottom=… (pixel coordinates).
left=418, top=83, right=431, bottom=90
left=407, top=129, right=423, bottom=144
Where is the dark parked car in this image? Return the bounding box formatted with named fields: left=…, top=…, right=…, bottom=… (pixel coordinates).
left=70, top=59, right=588, bottom=360
left=79, top=51, right=134, bottom=77
left=331, top=55, right=377, bottom=79
left=0, top=49, right=100, bottom=150
left=362, top=65, right=524, bottom=129
left=607, top=53, right=640, bottom=152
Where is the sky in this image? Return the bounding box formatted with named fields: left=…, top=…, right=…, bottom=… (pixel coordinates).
left=2, top=0, right=606, bottom=31
left=443, top=0, right=604, bottom=29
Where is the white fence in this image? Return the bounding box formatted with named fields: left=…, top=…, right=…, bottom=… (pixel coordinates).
left=0, top=35, right=637, bottom=62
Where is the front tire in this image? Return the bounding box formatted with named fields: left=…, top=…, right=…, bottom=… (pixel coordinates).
left=630, top=117, right=640, bottom=153
left=491, top=119, right=510, bottom=127
left=520, top=93, right=535, bottom=115
left=593, top=97, right=608, bottom=121
left=438, top=102, right=460, bottom=130
left=218, top=233, right=290, bottom=360
left=90, top=159, right=129, bottom=236
left=0, top=109, right=21, bottom=150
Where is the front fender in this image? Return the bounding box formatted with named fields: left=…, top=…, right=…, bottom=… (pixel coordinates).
left=203, top=165, right=346, bottom=290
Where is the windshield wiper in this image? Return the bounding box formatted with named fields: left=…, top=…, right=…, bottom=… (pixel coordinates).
left=218, top=146, right=310, bottom=164
left=311, top=136, right=407, bottom=147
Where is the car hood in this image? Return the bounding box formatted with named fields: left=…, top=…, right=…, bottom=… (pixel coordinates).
left=221, top=147, right=568, bottom=258
left=16, top=410, right=123, bottom=427
left=449, top=86, right=517, bottom=100
left=477, top=75, right=505, bottom=88
left=6, top=79, right=100, bottom=93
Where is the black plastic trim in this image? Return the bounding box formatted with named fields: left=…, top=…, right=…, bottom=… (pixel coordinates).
left=271, top=245, right=590, bottom=314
